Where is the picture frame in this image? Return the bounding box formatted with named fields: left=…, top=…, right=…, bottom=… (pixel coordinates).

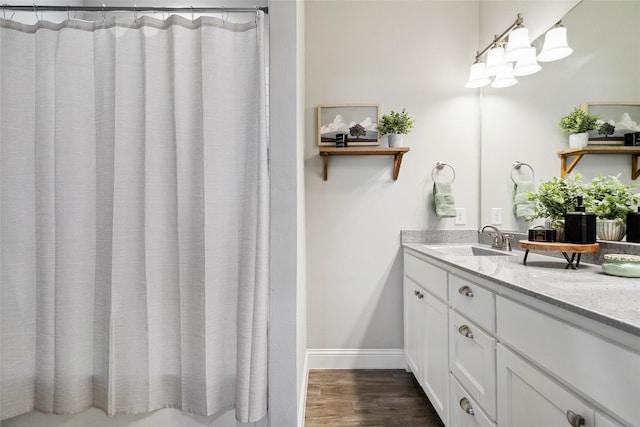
left=317, top=104, right=380, bottom=147
left=581, top=102, right=640, bottom=145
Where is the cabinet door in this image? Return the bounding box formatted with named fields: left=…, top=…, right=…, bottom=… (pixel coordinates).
left=423, top=293, right=449, bottom=426
left=404, top=277, right=424, bottom=381
left=497, top=344, right=595, bottom=427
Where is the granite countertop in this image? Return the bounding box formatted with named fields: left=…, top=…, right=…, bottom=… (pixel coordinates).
left=403, top=241, right=640, bottom=338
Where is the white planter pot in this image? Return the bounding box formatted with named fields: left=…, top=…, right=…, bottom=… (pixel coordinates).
left=388, top=134, right=404, bottom=147
left=596, top=219, right=626, bottom=241
left=568, top=132, right=589, bottom=148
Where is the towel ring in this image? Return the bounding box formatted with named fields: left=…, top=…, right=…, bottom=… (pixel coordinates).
left=511, top=161, right=534, bottom=184
left=432, top=161, right=455, bottom=183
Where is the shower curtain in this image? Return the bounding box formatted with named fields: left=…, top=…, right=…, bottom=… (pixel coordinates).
left=0, top=13, right=268, bottom=423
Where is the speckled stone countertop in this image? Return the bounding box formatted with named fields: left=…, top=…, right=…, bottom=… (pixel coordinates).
left=402, top=233, right=640, bottom=338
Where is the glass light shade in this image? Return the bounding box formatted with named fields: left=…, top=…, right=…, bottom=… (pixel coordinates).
left=537, top=25, right=573, bottom=62
left=504, top=26, right=531, bottom=62
left=465, top=62, right=491, bottom=88
left=513, top=47, right=541, bottom=76
left=491, top=63, right=518, bottom=88
left=484, top=45, right=509, bottom=76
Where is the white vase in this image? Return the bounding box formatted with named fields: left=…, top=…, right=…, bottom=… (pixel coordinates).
left=596, top=219, right=626, bottom=241
left=388, top=134, right=404, bottom=148
left=568, top=132, right=589, bottom=148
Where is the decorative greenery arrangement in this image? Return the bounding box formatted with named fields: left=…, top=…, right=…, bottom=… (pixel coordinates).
left=378, top=108, right=415, bottom=136
left=558, top=107, right=601, bottom=134
left=526, top=174, right=585, bottom=227
left=584, top=174, right=640, bottom=223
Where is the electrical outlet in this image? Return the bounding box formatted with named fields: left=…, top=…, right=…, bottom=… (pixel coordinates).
left=455, top=208, right=466, bottom=225
left=492, top=208, right=503, bottom=225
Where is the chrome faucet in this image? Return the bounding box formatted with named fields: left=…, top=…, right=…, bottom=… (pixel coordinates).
left=480, top=224, right=514, bottom=251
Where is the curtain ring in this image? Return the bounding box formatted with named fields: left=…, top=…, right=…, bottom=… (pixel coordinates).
left=2, top=4, right=6, bottom=20
left=101, top=4, right=106, bottom=24
left=66, top=4, right=70, bottom=20
left=190, top=5, right=194, bottom=22
left=162, top=6, right=166, bottom=22
left=221, top=5, right=226, bottom=22
left=32, top=3, right=40, bottom=21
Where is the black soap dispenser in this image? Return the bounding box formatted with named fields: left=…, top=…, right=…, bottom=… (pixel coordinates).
left=564, top=196, right=596, bottom=244
left=627, top=207, right=640, bottom=243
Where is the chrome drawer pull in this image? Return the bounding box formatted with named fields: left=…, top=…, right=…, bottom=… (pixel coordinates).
left=566, top=410, right=585, bottom=427
left=459, top=397, right=474, bottom=416
left=458, top=324, right=474, bottom=339
left=458, top=285, right=474, bottom=297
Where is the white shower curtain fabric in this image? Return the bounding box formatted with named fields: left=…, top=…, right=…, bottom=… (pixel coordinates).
left=0, top=14, right=268, bottom=423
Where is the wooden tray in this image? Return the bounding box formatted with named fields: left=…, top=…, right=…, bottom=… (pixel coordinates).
left=518, top=240, right=599, bottom=253
left=518, top=240, right=599, bottom=269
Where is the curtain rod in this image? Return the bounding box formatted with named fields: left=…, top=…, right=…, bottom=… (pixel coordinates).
left=0, top=4, right=268, bottom=14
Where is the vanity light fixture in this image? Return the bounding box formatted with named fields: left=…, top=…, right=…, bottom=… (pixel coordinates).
left=465, top=14, right=572, bottom=89
left=537, top=21, right=573, bottom=62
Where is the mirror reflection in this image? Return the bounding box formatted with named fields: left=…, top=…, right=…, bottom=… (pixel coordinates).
left=480, top=0, right=640, bottom=232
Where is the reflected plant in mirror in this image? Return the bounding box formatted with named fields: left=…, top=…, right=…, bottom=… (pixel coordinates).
left=584, top=174, right=640, bottom=224
left=526, top=174, right=585, bottom=228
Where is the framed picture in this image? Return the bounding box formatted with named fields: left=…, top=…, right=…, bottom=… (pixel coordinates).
left=317, top=104, right=380, bottom=146
left=581, top=102, right=640, bottom=145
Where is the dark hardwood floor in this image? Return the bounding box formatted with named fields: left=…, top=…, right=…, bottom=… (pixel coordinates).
left=304, top=369, right=446, bottom=426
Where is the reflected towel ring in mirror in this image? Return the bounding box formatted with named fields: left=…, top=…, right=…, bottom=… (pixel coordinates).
left=432, top=161, right=456, bottom=183
left=511, top=161, right=535, bottom=184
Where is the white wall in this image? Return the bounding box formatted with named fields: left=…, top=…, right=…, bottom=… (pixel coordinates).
left=481, top=0, right=640, bottom=230
left=304, top=1, right=480, bottom=354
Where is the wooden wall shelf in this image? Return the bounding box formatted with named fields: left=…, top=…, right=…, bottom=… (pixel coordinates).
left=558, top=146, right=640, bottom=180
left=319, top=146, right=410, bottom=181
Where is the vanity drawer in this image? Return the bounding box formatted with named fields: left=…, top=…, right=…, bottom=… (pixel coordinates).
left=404, top=252, right=448, bottom=301
left=450, top=375, right=496, bottom=427
left=497, top=296, right=640, bottom=426
left=449, top=310, right=496, bottom=420
left=449, top=274, right=495, bottom=332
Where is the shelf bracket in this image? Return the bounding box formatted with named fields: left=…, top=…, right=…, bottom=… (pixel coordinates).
left=560, top=153, right=584, bottom=177
left=633, top=154, right=640, bottom=180
left=393, top=152, right=407, bottom=180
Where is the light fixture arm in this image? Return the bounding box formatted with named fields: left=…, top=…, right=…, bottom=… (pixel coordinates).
left=474, top=13, right=524, bottom=62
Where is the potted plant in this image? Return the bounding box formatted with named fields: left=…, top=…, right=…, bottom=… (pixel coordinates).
left=558, top=106, right=601, bottom=148
left=584, top=174, right=640, bottom=241
left=378, top=108, right=414, bottom=147
left=526, top=174, right=585, bottom=241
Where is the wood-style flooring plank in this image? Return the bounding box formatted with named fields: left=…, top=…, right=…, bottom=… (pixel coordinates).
left=304, top=369, right=445, bottom=426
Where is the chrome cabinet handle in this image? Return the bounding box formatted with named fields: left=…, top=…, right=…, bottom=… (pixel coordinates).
left=566, top=410, right=585, bottom=427
left=458, top=324, right=474, bottom=339
left=414, top=290, right=424, bottom=299
left=458, top=285, right=474, bottom=297
left=459, top=397, right=474, bottom=416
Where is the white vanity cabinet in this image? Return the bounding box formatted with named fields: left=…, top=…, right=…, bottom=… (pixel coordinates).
left=403, top=246, right=636, bottom=427
left=496, top=296, right=635, bottom=427
left=403, top=251, right=450, bottom=425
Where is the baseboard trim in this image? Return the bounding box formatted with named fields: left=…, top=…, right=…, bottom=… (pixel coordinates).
left=306, top=348, right=405, bottom=370
left=297, top=352, right=309, bottom=427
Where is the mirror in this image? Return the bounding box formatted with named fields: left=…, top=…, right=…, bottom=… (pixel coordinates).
left=480, top=0, right=640, bottom=231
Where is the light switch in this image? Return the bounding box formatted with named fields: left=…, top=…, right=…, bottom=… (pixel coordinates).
left=492, top=208, right=502, bottom=225
left=455, top=208, right=465, bottom=225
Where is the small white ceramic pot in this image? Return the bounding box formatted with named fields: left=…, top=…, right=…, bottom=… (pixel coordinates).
left=388, top=134, right=404, bottom=147
left=596, top=219, right=626, bottom=241
left=568, top=132, right=589, bottom=148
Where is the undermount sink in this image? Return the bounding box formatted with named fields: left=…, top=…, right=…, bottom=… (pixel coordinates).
left=422, top=244, right=515, bottom=257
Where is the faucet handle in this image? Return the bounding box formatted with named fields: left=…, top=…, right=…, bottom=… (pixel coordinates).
left=503, top=234, right=515, bottom=251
